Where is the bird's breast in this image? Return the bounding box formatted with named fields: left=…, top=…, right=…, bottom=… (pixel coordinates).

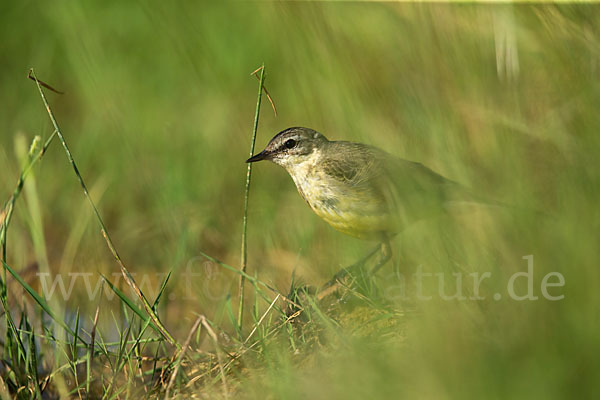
left=287, top=163, right=393, bottom=240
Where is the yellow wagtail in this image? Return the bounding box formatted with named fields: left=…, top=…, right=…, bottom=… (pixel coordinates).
left=246, top=127, right=469, bottom=286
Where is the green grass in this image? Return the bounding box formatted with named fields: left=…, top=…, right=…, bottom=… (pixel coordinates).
left=1, top=2, right=599, bottom=399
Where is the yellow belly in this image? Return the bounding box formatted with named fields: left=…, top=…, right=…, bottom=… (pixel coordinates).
left=289, top=160, right=394, bottom=240
left=308, top=194, right=393, bottom=240
left=316, top=210, right=391, bottom=239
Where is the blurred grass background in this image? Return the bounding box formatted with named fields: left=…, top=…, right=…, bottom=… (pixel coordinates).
left=1, top=2, right=599, bottom=398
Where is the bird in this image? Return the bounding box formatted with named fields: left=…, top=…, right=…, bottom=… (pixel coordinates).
left=246, top=127, right=471, bottom=289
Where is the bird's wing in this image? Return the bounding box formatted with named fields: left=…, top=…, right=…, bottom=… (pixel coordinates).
left=320, top=142, right=387, bottom=190
left=384, top=156, right=457, bottom=196
left=326, top=142, right=472, bottom=224
left=325, top=143, right=453, bottom=194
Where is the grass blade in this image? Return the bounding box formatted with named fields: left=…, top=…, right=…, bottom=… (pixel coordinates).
left=238, top=64, right=266, bottom=333
left=29, top=68, right=179, bottom=349
left=200, top=250, right=301, bottom=313
left=1, top=131, right=57, bottom=262
left=2, top=259, right=79, bottom=339
left=100, top=274, right=160, bottom=335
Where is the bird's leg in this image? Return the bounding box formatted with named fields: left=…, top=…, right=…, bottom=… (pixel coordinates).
left=316, top=245, right=379, bottom=300
left=369, top=239, right=392, bottom=276
left=330, top=244, right=380, bottom=281
left=316, top=240, right=391, bottom=301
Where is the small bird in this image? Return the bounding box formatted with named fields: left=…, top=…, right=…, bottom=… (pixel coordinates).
left=246, top=127, right=469, bottom=281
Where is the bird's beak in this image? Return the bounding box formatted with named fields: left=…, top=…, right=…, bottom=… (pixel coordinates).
left=246, top=150, right=269, bottom=163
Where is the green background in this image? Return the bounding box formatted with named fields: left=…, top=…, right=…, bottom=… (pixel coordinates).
left=1, top=2, right=598, bottom=398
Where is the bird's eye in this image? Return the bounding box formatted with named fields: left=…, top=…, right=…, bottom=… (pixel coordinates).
left=284, top=139, right=297, bottom=149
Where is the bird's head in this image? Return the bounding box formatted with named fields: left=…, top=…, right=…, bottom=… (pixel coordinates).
left=246, top=127, right=328, bottom=169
